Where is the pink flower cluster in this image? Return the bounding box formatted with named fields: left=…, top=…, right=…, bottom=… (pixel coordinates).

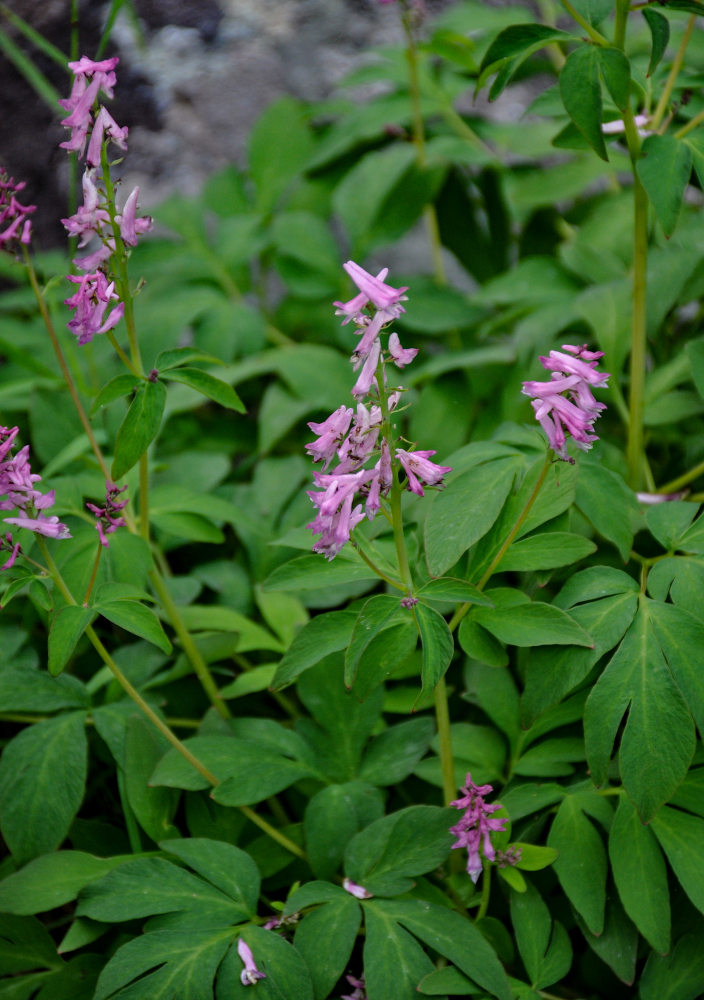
left=0, top=170, right=35, bottom=250
left=86, top=482, right=128, bottom=547
left=450, top=773, right=508, bottom=883
left=307, top=262, right=450, bottom=559
left=522, top=345, right=609, bottom=462
left=59, top=56, right=152, bottom=343
left=341, top=973, right=367, bottom=1000
left=0, top=426, right=71, bottom=568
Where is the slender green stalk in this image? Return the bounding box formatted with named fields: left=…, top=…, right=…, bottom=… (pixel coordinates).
left=650, top=15, right=696, bottom=131
left=106, top=330, right=140, bottom=375
left=675, top=105, right=704, bottom=140
left=622, top=108, right=649, bottom=489
left=148, top=568, right=232, bottom=720
left=434, top=677, right=456, bottom=806
left=476, top=862, right=492, bottom=920
left=399, top=0, right=447, bottom=285
left=559, top=0, right=609, bottom=44
left=351, top=535, right=403, bottom=590
left=658, top=459, right=704, bottom=494
left=613, top=0, right=629, bottom=50
left=23, top=250, right=110, bottom=481
left=82, top=542, right=103, bottom=605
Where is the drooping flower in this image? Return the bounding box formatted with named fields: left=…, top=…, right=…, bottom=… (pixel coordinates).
left=236, top=939, right=266, bottom=986
left=64, top=271, right=125, bottom=344
left=341, top=973, right=367, bottom=1000
left=117, top=186, right=153, bottom=246
left=522, top=344, right=609, bottom=462
left=450, top=773, right=508, bottom=883
left=0, top=170, right=35, bottom=250
left=342, top=877, right=373, bottom=899
left=0, top=532, right=21, bottom=571
left=395, top=449, right=452, bottom=496
left=59, top=55, right=122, bottom=159
left=86, top=482, right=128, bottom=547
left=0, top=427, right=71, bottom=543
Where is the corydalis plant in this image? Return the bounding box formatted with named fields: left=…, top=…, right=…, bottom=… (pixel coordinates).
left=0, top=170, right=35, bottom=250
left=59, top=56, right=152, bottom=343
left=306, top=261, right=451, bottom=559
left=522, top=345, right=609, bottom=463
left=450, top=773, right=508, bottom=883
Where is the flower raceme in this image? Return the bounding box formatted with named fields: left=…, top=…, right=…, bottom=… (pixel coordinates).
left=0, top=170, right=35, bottom=251
left=307, top=262, right=451, bottom=559
left=522, top=344, right=609, bottom=462
left=450, top=773, right=508, bottom=883
left=0, top=426, right=71, bottom=568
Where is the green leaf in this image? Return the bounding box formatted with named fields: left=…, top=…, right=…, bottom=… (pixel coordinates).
left=112, top=379, right=166, bottom=480
left=272, top=611, right=357, bottom=689
left=0, top=913, right=63, bottom=976
left=360, top=718, right=434, bottom=786
left=263, top=554, right=379, bottom=591
left=94, top=926, right=233, bottom=1000
left=458, top=619, right=508, bottom=667
left=559, top=44, right=608, bottom=160
left=576, top=461, right=639, bottom=560
left=497, top=532, right=596, bottom=571
left=478, top=24, right=574, bottom=99
left=413, top=601, right=454, bottom=693
left=0, top=667, right=88, bottom=713
left=609, top=795, right=670, bottom=953
left=643, top=8, right=670, bottom=77
left=124, top=715, right=179, bottom=843
left=513, top=844, right=559, bottom=872
left=473, top=601, right=593, bottom=647
left=417, top=578, right=493, bottom=605
left=294, top=897, right=361, bottom=1000
left=637, top=134, right=692, bottom=237
left=639, top=923, right=704, bottom=1000
left=584, top=603, right=696, bottom=821
left=377, top=897, right=513, bottom=1000
left=248, top=96, right=313, bottom=213
left=97, top=600, right=172, bottom=654
left=217, top=926, right=314, bottom=999
left=304, top=782, right=384, bottom=881
left=155, top=347, right=223, bottom=371
left=547, top=796, right=607, bottom=935
left=0, top=852, right=128, bottom=915
left=344, top=805, right=455, bottom=896
left=363, top=906, right=435, bottom=1000
left=344, top=596, right=407, bottom=688
left=510, top=880, right=572, bottom=990
left=162, top=368, right=245, bottom=413
left=48, top=605, right=95, bottom=676
left=647, top=601, right=704, bottom=736
left=77, top=856, right=244, bottom=923
left=424, top=458, right=519, bottom=576
left=651, top=806, right=704, bottom=917
left=89, top=373, right=138, bottom=415
left=577, top=895, right=637, bottom=986
left=161, top=839, right=260, bottom=921
left=0, top=713, right=87, bottom=864
left=597, top=46, right=631, bottom=111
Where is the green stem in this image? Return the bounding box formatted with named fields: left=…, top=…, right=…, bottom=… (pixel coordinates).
left=148, top=568, right=231, bottom=720
left=106, top=330, right=140, bottom=375
left=613, top=0, right=629, bottom=50
left=622, top=108, right=649, bottom=489
left=559, top=0, right=609, bottom=44
left=434, top=677, right=456, bottom=806
left=675, top=105, right=704, bottom=140
left=351, top=533, right=403, bottom=590
left=476, top=862, right=492, bottom=920
left=399, top=0, right=446, bottom=285
left=23, top=250, right=110, bottom=481
left=650, top=15, right=696, bottom=131
left=658, top=459, right=704, bottom=494
left=82, top=542, right=103, bottom=605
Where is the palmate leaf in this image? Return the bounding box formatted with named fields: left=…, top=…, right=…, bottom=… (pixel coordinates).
left=584, top=601, right=696, bottom=821
left=94, top=926, right=234, bottom=1000
left=547, top=795, right=608, bottom=935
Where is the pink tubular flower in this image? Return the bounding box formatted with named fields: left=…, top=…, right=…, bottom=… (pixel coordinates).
left=61, top=169, right=111, bottom=246
left=341, top=974, right=367, bottom=1000
left=450, top=773, right=508, bottom=883
left=64, top=271, right=124, bottom=344
left=306, top=406, right=354, bottom=470
left=395, top=449, right=451, bottom=496
left=59, top=56, right=121, bottom=159
left=236, top=939, right=266, bottom=986
left=0, top=170, right=36, bottom=250
left=117, top=186, right=152, bottom=246
left=86, top=106, right=129, bottom=167
left=522, top=344, right=609, bottom=462
left=387, top=332, right=417, bottom=368
left=3, top=513, right=72, bottom=539
left=86, top=482, right=128, bottom=547
left=0, top=532, right=21, bottom=570
left=342, top=877, right=373, bottom=899
left=351, top=338, right=381, bottom=399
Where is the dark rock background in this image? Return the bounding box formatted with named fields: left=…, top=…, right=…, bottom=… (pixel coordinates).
left=1, top=0, right=414, bottom=247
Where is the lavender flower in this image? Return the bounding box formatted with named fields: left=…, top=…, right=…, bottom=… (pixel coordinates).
left=59, top=56, right=123, bottom=159
left=306, top=262, right=450, bottom=558
left=0, top=532, right=21, bottom=570
left=342, top=877, right=373, bottom=899
left=0, top=427, right=71, bottom=550
left=0, top=170, right=35, bottom=250
left=341, top=973, right=367, bottom=1000
left=236, top=939, right=266, bottom=986
left=64, top=271, right=125, bottom=344
left=522, top=344, right=609, bottom=462
left=450, top=773, right=508, bottom=883
left=86, top=482, right=128, bottom=547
